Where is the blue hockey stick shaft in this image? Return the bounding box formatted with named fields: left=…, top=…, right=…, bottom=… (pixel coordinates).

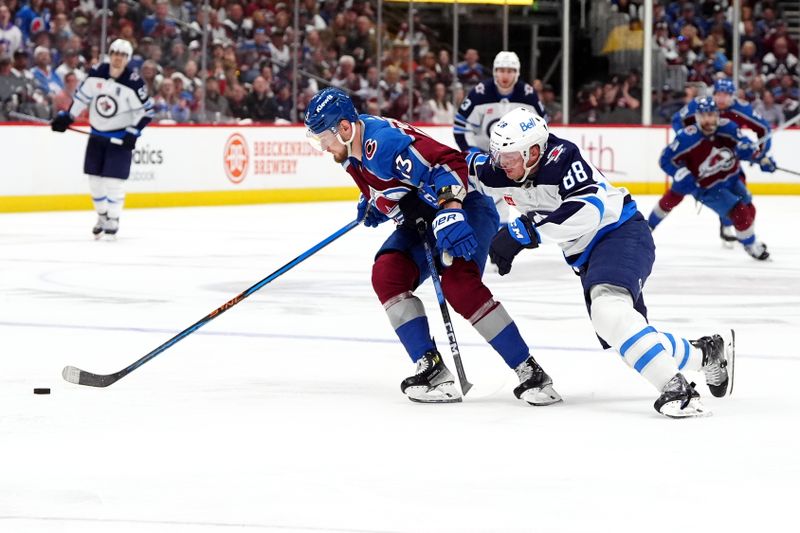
left=62, top=219, right=361, bottom=387
left=416, top=219, right=473, bottom=396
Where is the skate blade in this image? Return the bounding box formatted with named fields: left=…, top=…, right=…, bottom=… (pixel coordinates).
left=519, top=384, right=563, bottom=406
left=405, top=382, right=463, bottom=403
left=659, top=398, right=712, bottom=418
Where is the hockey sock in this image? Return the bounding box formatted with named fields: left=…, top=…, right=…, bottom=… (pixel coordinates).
left=659, top=332, right=703, bottom=371
left=373, top=253, right=435, bottom=362
left=730, top=202, right=757, bottom=245
left=590, top=284, right=678, bottom=391
left=470, top=300, right=529, bottom=369
left=88, top=175, right=107, bottom=214
left=104, top=177, right=126, bottom=220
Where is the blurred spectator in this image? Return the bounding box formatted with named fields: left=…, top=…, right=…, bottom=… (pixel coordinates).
left=762, top=36, right=798, bottom=88
left=772, top=73, right=800, bottom=119
left=698, top=35, right=728, bottom=73
left=14, top=0, right=49, bottom=42
left=273, top=80, right=292, bottom=122
left=0, top=3, right=23, bottom=55
left=541, top=83, right=563, bottom=123
left=152, top=76, right=190, bottom=122
left=31, top=45, right=62, bottom=96
left=419, top=81, right=454, bottom=124
left=668, top=35, right=698, bottom=66
left=55, top=48, right=85, bottom=83
left=202, top=76, right=231, bottom=122
left=754, top=88, right=784, bottom=127
left=457, top=48, right=485, bottom=93
left=227, top=82, right=249, bottom=119
left=434, top=49, right=455, bottom=88
left=267, top=26, right=290, bottom=78
left=142, top=0, right=178, bottom=48
left=245, top=75, right=277, bottom=123
left=330, top=54, right=364, bottom=92
left=672, top=2, right=707, bottom=38
left=739, top=40, right=761, bottom=88
left=52, top=69, right=77, bottom=112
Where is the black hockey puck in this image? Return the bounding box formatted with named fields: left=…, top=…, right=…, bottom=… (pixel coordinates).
left=33, top=388, right=51, bottom=395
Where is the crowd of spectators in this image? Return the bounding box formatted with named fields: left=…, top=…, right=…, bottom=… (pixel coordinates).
left=0, top=0, right=519, bottom=125
left=575, top=0, right=800, bottom=126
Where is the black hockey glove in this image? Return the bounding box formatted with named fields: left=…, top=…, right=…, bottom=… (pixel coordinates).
left=122, top=129, right=139, bottom=149
left=489, top=215, right=539, bottom=276
left=398, top=189, right=439, bottom=228
left=51, top=111, right=74, bottom=132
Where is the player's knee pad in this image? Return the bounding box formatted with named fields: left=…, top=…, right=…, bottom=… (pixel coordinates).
left=88, top=175, right=105, bottom=198
left=659, top=189, right=685, bottom=211
left=372, top=252, right=419, bottom=304
left=589, top=284, right=643, bottom=347
left=729, top=201, right=756, bottom=231
left=440, top=258, right=492, bottom=318
left=104, top=177, right=126, bottom=203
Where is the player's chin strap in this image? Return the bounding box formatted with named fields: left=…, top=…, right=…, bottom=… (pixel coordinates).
left=336, top=121, right=358, bottom=159
left=513, top=149, right=543, bottom=183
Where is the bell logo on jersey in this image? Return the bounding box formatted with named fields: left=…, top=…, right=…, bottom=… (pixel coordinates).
left=95, top=95, right=118, bottom=118
left=365, top=139, right=378, bottom=160
left=698, top=146, right=736, bottom=178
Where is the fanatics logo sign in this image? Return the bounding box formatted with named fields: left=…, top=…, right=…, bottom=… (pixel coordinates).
left=224, top=133, right=249, bottom=184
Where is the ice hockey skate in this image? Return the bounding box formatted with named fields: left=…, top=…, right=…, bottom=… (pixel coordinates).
left=513, top=356, right=562, bottom=406
left=719, top=223, right=737, bottom=249
left=745, top=240, right=769, bottom=260
left=103, top=217, right=120, bottom=239
left=654, top=373, right=710, bottom=418
left=92, top=213, right=109, bottom=239
left=400, top=350, right=462, bottom=403
left=692, top=329, right=735, bottom=398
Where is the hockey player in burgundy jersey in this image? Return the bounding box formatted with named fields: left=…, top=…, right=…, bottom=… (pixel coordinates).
left=659, top=97, right=770, bottom=260
left=469, top=107, right=735, bottom=417
left=304, top=87, right=561, bottom=405
left=651, top=78, right=777, bottom=244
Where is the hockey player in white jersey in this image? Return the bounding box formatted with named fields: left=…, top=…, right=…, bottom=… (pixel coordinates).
left=51, top=39, right=154, bottom=238
left=454, top=51, right=547, bottom=226
left=467, top=107, right=735, bottom=418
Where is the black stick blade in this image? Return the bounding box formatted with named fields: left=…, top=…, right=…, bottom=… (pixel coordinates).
left=62, top=365, right=120, bottom=387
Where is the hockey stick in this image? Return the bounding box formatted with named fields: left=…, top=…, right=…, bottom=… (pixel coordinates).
left=776, top=166, right=800, bottom=177
left=62, top=219, right=361, bottom=387
left=754, top=111, right=800, bottom=146
left=9, top=110, right=124, bottom=145
left=416, top=219, right=473, bottom=396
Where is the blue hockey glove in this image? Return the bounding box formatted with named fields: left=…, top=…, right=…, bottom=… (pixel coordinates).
left=735, top=140, right=756, bottom=162
left=122, top=128, right=139, bottom=149
left=398, top=188, right=438, bottom=228
left=432, top=208, right=478, bottom=261
left=356, top=194, right=389, bottom=228
left=51, top=111, right=74, bottom=132
left=759, top=156, right=777, bottom=173
left=489, top=215, right=539, bottom=276
left=670, top=168, right=699, bottom=196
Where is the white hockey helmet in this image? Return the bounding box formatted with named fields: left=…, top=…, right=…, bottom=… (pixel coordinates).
left=493, top=51, right=520, bottom=85
left=109, top=39, right=133, bottom=58
left=490, top=107, right=549, bottom=181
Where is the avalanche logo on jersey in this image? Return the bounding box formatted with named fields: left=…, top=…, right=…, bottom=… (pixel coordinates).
left=546, top=144, right=565, bottom=165
left=370, top=185, right=412, bottom=219
left=697, top=146, right=736, bottom=178
left=365, top=139, right=378, bottom=160
left=95, top=95, right=118, bottom=118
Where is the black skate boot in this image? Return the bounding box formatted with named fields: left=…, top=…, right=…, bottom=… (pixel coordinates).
left=103, top=217, right=120, bottom=238
left=513, top=356, right=562, bottom=406
left=691, top=329, right=735, bottom=398
left=92, top=213, right=108, bottom=239
left=719, top=223, right=737, bottom=249
left=400, top=349, right=462, bottom=403
left=654, top=373, right=710, bottom=418
left=744, top=241, right=769, bottom=260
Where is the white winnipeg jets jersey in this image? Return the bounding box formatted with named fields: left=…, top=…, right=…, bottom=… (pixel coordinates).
left=70, top=63, right=154, bottom=133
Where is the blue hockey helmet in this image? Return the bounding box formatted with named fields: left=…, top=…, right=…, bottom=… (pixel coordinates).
left=713, top=78, right=735, bottom=94
left=304, top=87, right=358, bottom=152
left=695, top=96, right=718, bottom=114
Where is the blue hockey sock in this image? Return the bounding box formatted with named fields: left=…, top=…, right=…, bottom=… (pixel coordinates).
left=471, top=302, right=529, bottom=369
left=395, top=317, right=435, bottom=362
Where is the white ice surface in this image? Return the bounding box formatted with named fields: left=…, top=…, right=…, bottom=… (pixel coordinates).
left=1, top=197, right=798, bottom=533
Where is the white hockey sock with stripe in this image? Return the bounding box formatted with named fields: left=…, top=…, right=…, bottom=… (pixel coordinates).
left=88, top=175, right=107, bottom=214
left=658, top=332, right=703, bottom=372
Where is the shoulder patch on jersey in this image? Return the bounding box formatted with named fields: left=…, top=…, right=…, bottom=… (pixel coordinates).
left=546, top=144, right=565, bottom=165
left=365, top=138, right=378, bottom=160
left=475, top=83, right=485, bottom=95
left=719, top=117, right=731, bottom=127
left=684, top=125, right=698, bottom=135
left=524, top=83, right=534, bottom=96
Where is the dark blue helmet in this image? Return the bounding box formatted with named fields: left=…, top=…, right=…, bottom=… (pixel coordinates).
left=304, top=87, right=358, bottom=135
left=713, top=78, right=735, bottom=94
left=695, top=96, right=718, bottom=114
